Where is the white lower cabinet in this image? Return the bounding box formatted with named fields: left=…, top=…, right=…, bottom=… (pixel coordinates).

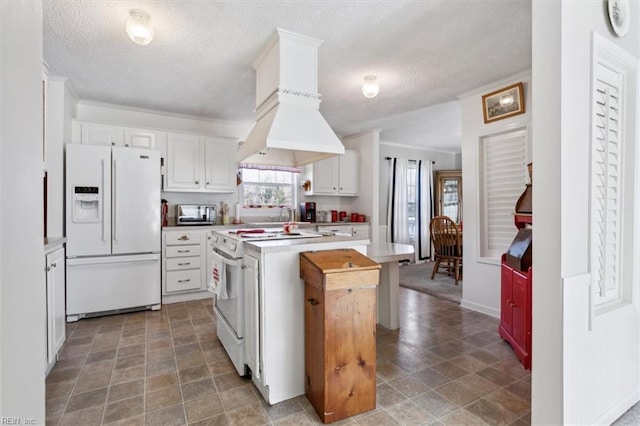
left=243, top=254, right=261, bottom=381
left=162, top=229, right=211, bottom=302
left=45, top=245, right=66, bottom=374
left=351, top=224, right=370, bottom=239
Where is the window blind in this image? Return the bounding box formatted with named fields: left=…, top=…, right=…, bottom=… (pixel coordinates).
left=591, top=61, right=623, bottom=307
left=480, top=130, right=527, bottom=260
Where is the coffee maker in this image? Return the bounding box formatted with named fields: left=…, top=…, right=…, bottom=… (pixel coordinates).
left=300, top=202, right=317, bottom=223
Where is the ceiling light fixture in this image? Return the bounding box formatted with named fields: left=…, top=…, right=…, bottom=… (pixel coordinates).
left=126, top=9, right=154, bottom=46
left=362, top=75, right=379, bottom=98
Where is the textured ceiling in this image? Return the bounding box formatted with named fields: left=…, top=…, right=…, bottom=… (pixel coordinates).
left=43, top=0, right=532, bottom=153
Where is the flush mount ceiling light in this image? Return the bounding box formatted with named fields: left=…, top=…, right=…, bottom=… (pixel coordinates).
left=126, top=9, right=154, bottom=46
left=362, top=75, right=379, bottom=98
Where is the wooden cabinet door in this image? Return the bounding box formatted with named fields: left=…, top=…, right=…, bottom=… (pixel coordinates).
left=166, top=133, right=202, bottom=190
left=500, top=264, right=513, bottom=334
left=511, top=272, right=528, bottom=350
left=338, top=150, right=358, bottom=195
left=312, top=156, right=338, bottom=194
left=46, top=246, right=66, bottom=367
left=204, top=136, right=236, bottom=192
left=244, top=254, right=261, bottom=381
left=124, top=128, right=157, bottom=149
left=435, top=170, right=462, bottom=223
left=81, top=123, right=124, bottom=147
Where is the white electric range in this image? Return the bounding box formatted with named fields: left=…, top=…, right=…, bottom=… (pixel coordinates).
left=208, top=228, right=322, bottom=376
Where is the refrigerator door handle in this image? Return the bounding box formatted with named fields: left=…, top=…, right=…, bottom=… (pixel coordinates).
left=102, top=158, right=107, bottom=241
left=113, top=159, right=119, bottom=242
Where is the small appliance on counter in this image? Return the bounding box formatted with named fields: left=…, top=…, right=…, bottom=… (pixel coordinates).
left=176, top=204, right=216, bottom=226
left=300, top=202, right=317, bottom=223
left=161, top=199, right=168, bottom=227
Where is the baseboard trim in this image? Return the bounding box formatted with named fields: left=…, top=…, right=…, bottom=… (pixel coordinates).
left=162, top=291, right=211, bottom=304
left=589, top=388, right=640, bottom=425
left=460, top=298, right=500, bottom=318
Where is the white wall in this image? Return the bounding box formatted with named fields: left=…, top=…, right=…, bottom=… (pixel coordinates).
left=343, top=131, right=380, bottom=242
left=532, top=1, right=640, bottom=424
left=1, top=0, right=46, bottom=420
left=457, top=72, right=531, bottom=318
left=45, top=77, right=76, bottom=237
left=378, top=142, right=459, bottom=234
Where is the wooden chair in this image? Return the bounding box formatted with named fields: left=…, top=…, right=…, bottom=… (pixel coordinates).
left=429, top=215, right=463, bottom=285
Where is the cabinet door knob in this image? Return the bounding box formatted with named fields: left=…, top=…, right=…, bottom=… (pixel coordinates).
left=195, top=180, right=199, bottom=184
left=241, top=265, right=247, bottom=270
left=45, top=266, right=51, bottom=272
left=307, top=298, right=319, bottom=306
left=178, top=235, right=189, bottom=240
left=206, top=182, right=210, bottom=185
left=51, top=262, right=57, bottom=268
left=111, top=142, right=115, bottom=146
left=125, top=143, right=129, bottom=147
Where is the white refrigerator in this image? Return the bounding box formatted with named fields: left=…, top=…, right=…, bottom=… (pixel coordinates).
left=65, top=144, right=161, bottom=322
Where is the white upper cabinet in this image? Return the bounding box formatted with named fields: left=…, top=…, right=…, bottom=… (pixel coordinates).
left=304, top=149, right=359, bottom=196
left=73, top=121, right=158, bottom=149
left=124, top=128, right=157, bottom=149
left=166, top=132, right=202, bottom=190
left=204, top=136, right=237, bottom=192
left=79, top=123, right=124, bottom=146
left=165, top=132, right=237, bottom=193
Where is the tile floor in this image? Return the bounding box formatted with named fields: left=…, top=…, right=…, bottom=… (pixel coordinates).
left=46, top=288, right=531, bottom=425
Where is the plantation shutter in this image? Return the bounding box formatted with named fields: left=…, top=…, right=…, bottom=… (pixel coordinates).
left=481, top=130, right=527, bottom=259
left=590, top=61, right=623, bottom=307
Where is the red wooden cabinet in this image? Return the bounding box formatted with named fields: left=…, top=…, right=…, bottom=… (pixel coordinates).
left=499, top=254, right=532, bottom=369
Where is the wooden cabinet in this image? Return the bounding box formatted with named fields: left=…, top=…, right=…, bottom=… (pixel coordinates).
left=435, top=170, right=462, bottom=223
left=165, top=132, right=237, bottom=193
left=499, top=254, right=532, bottom=369
left=204, top=136, right=237, bottom=192
left=304, top=150, right=359, bottom=196
left=243, top=253, right=260, bottom=381
left=351, top=224, right=370, bottom=239
left=166, top=132, right=202, bottom=190
left=300, top=249, right=380, bottom=423
left=162, top=229, right=207, bottom=297
left=74, top=122, right=157, bottom=149
left=45, top=245, right=66, bottom=374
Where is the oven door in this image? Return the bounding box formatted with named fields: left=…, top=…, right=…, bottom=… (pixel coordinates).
left=211, top=249, right=244, bottom=339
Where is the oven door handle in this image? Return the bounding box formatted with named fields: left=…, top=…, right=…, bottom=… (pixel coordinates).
left=211, top=249, right=241, bottom=267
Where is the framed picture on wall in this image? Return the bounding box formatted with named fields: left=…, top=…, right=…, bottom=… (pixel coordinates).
left=482, top=82, right=525, bottom=123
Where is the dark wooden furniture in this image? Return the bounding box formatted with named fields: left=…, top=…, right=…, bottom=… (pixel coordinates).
left=429, top=215, right=463, bottom=285
left=300, top=249, right=381, bottom=424
left=499, top=213, right=532, bottom=369
left=435, top=170, right=462, bottom=223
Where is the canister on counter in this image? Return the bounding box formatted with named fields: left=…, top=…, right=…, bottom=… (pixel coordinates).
left=331, top=210, right=338, bottom=222
left=339, top=211, right=347, bottom=221
left=351, top=212, right=358, bottom=222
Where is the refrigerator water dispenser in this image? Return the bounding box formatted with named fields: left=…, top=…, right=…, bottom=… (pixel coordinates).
left=72, top=186, right=100, bottom=223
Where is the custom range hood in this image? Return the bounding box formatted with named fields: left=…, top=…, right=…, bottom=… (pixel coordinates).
left=236, top=28, right=344, bottom=167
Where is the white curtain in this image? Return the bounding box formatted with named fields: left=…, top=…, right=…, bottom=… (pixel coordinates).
left=416, top=160, right=434, bottom=261
left=386, top=158, right=434, bottom=262
left=387, top=158, right=410, bottom=244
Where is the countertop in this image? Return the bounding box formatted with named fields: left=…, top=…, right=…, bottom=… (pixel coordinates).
left=162, top=221, right=369, bottom=231
left=244, top=235, right=370, bottom=254
left=367, top=243, right=415, bottom=263
left=44, top=237, right=67, bottom=254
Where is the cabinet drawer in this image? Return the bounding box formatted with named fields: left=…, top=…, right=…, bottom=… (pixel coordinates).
left=165, top=232, right=201, bottom=246
left=165, top=245, right=200, bottom=258
left=166, top=256, right=201, bottom=271
left=166, top=269, right=201, bottom=293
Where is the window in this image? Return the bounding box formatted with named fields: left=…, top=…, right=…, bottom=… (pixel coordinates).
left=240, top=167, right=297, bottom=208
left=589, top=33, right=637, bottom=314
left=479, top=128, right=528, bottom=261
left=407, top=163, right=417, bottom=243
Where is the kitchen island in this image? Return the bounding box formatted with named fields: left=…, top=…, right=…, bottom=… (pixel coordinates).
left=242, top=234, right=369, bottom=405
